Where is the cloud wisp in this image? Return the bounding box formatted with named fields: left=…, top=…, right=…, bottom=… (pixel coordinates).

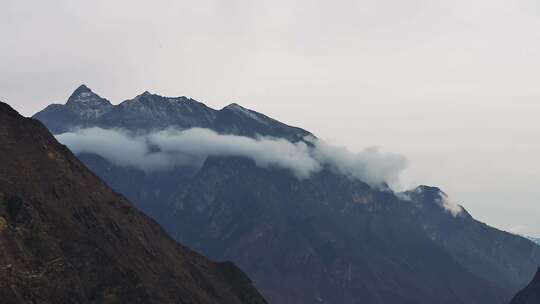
left=56, top=127, right=407, bottom=188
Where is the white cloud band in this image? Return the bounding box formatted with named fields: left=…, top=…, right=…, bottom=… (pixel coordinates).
left=56, top=127, right=407, bottom=188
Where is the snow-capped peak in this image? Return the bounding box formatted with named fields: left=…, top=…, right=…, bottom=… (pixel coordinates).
left=65, top=85, right=112, bottom=119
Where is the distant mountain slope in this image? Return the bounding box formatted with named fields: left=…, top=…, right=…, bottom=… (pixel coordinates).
left=34, top=86, right=540, bottom=304
left=509, top=269, right=540, bottom=304
left=0, top=101, right=267, bottom=304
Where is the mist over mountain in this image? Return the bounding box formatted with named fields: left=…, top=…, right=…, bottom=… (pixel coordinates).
left=0, top=101, right=267, bottom=303
left=34, top=85, right=540, bottom=304
left=55, top=127, right=406, bottom=188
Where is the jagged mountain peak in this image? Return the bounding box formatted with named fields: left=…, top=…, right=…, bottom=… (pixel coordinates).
left=216, top=102, right=313, bottom=140
left=222, top=102, right=244, bottom=110
left=221, top=102, right=267, bottom=115
left=66, top=84, right=110, bottom=106
left=64, top=85, right=113, bottom=122
left=71, top=83, right=91, bottom=95
left=221, top=102, right=270, bottom=122
left=131, top=90, right=192, bottom=103
left=130, top=90, right=160, bottom=102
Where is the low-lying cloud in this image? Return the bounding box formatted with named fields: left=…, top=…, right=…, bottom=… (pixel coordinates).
left=310, top=140, right=406, bottom=188
left=56, top=127, right=407, bottom=188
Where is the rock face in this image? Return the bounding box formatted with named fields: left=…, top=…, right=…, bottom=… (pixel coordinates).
left=509, top=268, right=540, bottom=304
left=34, top=86, right=540, bottom=304
left=0, top=102, right=267, bottom=304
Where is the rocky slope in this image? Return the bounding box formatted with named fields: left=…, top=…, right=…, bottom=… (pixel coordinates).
left=509, top=268, right=540, bottom=304
left=0, top=101, right=267, bottom=304
left=34, top=85, right=540, bottom=304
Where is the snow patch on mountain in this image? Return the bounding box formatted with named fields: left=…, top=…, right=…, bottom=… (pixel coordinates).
left=65, top=85, right=113, bottom=120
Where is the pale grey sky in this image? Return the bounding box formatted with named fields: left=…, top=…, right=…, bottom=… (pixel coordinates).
left=2, top=0, right=540, bottom=235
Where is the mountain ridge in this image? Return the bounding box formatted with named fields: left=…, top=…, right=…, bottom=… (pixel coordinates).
left=34, top=85, right=312, bottom=142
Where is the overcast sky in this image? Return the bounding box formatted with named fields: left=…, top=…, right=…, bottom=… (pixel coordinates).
left=2, top=0, right=540, bottom=236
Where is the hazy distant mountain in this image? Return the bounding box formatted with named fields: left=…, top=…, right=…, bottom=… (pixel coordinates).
left=34, top=85, right=540, bottom=304
left=509, top=268, right=540, bottom=304
left=0, top=102, right=267, bottom=304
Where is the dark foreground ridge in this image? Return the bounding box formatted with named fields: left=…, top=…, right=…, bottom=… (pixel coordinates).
left=0, top=101, right=267, bottom=304
left=510, top=268, right=540, bottom=304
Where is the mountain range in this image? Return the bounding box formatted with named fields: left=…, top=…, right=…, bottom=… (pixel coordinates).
left=36, top=84, right=309, bottom=141
left=34, top=85, right=540, bottom=304
left=0, top=101, right=267, bottom=303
